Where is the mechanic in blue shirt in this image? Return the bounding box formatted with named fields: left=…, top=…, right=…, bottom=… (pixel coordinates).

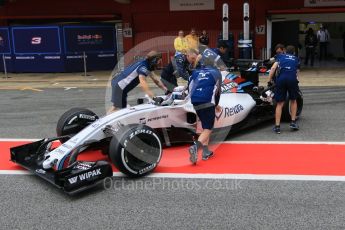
left=268, top=45, right=300, bottom=134
left=198, top=40, right=229, bottom=70
left=188, top=56, right=222, bottom=164
left=160, top=48, right=199, bottom=93
left=108, top=50, right=168, bottom=113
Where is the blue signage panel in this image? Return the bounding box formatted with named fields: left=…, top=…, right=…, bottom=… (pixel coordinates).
left=64, top=53, right=117, bottom=72
left=13, top=54, right=65, bottom=72
left=12, top=26, right=61, bottom=54
left=0, top=28, right=11, bottom=54
left=63, top=26, right=116, bottom=54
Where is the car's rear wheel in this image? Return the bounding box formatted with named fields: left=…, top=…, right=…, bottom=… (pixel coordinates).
left=109, top=124, right=162, bottom=177
left=56, top=107, right=98, bottom=142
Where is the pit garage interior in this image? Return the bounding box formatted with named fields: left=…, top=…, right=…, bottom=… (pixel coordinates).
left=0, top=0, right=344, bottom=73
left=267, top=8, right=345, bottom=67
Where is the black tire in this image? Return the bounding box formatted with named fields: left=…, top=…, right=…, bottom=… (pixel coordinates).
left=281, top=90, right=303, bottom=121
left=56, top=108, right=98, bottom=141
left=109, top=124, right=162, bottom=177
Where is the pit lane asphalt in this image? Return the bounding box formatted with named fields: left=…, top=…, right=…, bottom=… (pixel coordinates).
left=0, top=86, right=344, bottom=141
left=0, top=86, right=345, bottom=229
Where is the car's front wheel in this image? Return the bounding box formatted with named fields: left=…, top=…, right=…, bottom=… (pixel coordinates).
left=56, top=107, right=98, bottom=141
left=109, top=124, right=162, bottom=177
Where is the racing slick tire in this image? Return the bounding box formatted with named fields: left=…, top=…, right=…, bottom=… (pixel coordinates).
left=109, top=124, right=162, bottom=177
left=56, top=107, right=98, bottom=141
left=281, top=90, right=303, bottom=121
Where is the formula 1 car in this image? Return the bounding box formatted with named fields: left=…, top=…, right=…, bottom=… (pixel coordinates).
left=10, top=60, right=303, bottom=194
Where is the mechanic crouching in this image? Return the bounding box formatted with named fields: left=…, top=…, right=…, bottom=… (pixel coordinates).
left=268, top=45, right=300, bottom=134
left=188, top=56, right=222, bottom=164
left=160, top=48, right=199, bottom=93
left=108, top=50, right=168, bottom=113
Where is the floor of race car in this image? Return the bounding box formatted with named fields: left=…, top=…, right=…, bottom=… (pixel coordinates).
left=2, top=140, right=345, bottom=177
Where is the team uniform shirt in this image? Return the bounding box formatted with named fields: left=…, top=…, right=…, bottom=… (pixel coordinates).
left=111, top=60, right=151, bottom=108
left=200, top=48, right=224, bottom=68
left=189, top=67, right=222, bottom=130
left=210, top=48, right=221, bottom=56
left=189, top=67, right=222, bottom=105
left=112, top=60, right=150, bottom=91
left=173, top=52, right=191, bottom=80
left=202, top=48, right=221, bottom=63
left=274, top=54, right=299, bottom=102
left=275, top=54, right=299, bottom=77
left=161, top=53, right=192, bottom=92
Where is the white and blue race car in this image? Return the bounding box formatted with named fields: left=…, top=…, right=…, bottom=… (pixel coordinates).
left=10, top=60, right=303, bottom=194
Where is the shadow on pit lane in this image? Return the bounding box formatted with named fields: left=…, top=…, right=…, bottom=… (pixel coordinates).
left=220, top=119, right=273, bottom=141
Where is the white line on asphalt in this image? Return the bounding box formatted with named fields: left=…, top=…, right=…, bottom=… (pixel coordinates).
left=64, top=87, right=77, bottom=91
left=145, top=173, right=345, bottom=181
left=0, top=138, right=39, bottom=141
left=2, top=170, right=345, bottom=182
left=20, top=87, right=44, bottom=92
left=1, top=138, right=345, bottom=145
left=0, top=170, right=30, bottom=175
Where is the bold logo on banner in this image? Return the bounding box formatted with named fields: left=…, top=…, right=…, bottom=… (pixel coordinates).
left=77, top=34, right=103, bottom=45
left=31, top=37, right=42, bottom=45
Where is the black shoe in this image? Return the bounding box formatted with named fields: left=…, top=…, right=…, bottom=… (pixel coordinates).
left=290, top=122, right=299, bottom=131
left=189, top=142, right=198, bottom=164
left=202, top=147, right=214, bottom=160
left=273, top=126, right=281, bottom=134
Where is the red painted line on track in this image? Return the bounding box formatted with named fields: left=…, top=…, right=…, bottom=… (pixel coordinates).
left=1, top=140, right=345, bottom=176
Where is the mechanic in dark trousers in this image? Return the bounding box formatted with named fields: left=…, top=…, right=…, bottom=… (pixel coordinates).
left=188, top=57, right=222, bottom=164
left=304, top=28, right=317, bottom=66
left=268, top=45, right=300, bottom=134
left=160, top=48, right=199, bottom=93
left=108, top=50, right=168, bottom=113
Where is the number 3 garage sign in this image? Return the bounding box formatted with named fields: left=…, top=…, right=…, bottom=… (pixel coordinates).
left=31, top=37, right=42, bottom=44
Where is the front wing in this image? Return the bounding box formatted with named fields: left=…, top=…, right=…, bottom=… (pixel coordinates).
left=10, top=139, right=113, bottom=195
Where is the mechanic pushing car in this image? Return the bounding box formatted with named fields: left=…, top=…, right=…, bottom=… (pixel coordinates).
left=160, top=48, right=199, bottom=93
left=195, top=42, right=229, bottom=72
left=268, top=45, right=300, bottom=134
left=108, top=50, right=168, bottom=113
left=188, top=55, right=222, bottom=164
left=202, top=40, right=229, bottom=70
